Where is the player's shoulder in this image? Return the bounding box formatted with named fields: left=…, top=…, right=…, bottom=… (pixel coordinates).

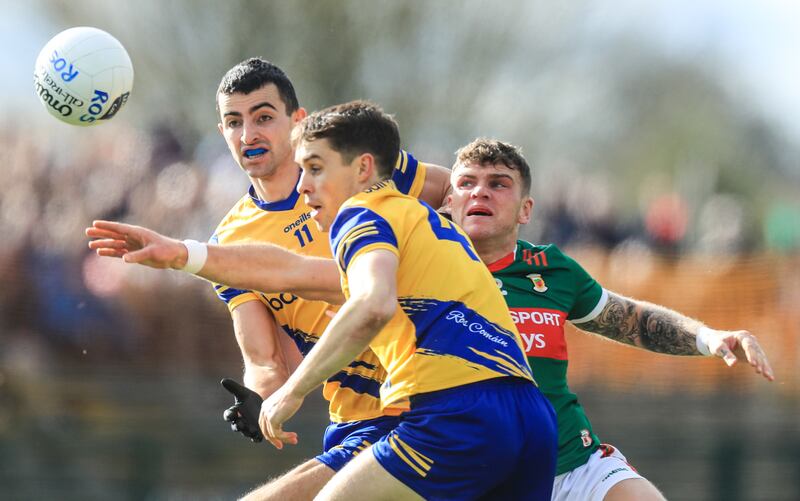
left=515, top=240, right=597, bottom=285
left=514, top=240, right=577, bottom=269
left=212, top=191, right=255, bottom=233
left=516, top=240, right=562, bottom=259
left=331, top=182, right=417, bottom=245
left=335, top=188, right=388, bottom=230
left=516, top=239, right=549, bottom=254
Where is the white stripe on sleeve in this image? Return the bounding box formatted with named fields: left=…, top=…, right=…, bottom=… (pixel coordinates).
left=571, top=288, right=609, bottom=324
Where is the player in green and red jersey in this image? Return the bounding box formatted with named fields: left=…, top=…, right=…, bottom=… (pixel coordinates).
left=446, top=138, right=774, bottom=501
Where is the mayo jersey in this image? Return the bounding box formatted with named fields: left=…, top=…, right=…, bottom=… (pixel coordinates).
left=211, top=150, right=428, bottom=423
left=488, top=240, right=607, bottom=475
left=330, top=182, right=534, bottom=414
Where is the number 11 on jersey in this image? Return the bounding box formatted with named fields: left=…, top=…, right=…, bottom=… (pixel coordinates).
left=294, top=224, right=314, bottom=247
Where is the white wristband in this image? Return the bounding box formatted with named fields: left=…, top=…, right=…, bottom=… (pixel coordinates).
left=696, top=326, right=713, bottom=356
left=180, top=239, right=208, bottom=274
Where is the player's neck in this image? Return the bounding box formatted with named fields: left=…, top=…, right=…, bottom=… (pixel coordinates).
left=474, top=232, right=519, bottom=267
left=357, top=172, right=384, bottom=192
left=250, top=163, right=301, bottom=203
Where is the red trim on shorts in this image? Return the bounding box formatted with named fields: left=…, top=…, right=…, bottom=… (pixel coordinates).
left=599, top=444, right=638, bottom=473
left=599, top=444, right=616, bottom=457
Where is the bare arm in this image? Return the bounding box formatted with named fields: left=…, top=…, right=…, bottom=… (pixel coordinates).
left=276, top=321, right=304, bottom=374
left=418, top=163, right=452, bottom=209
left=86, top=220, right=345, bottom=303
left=257, top=249, right=399, bottom=448
left=231, top=301, right=291, bottom=398
left=205, top=244, right=343, bottom=303
left=577, top=291, right=701, bottom=355
left=576, top=290, right=774, bottom=380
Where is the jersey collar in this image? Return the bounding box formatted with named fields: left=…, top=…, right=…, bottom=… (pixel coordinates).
left=248, top=170, right=301, bottom=212
left=486, top=245, right=518, bottom=272
left=363, top=179, right=397, bottom=194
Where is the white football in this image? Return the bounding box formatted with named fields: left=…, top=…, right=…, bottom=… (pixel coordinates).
left=34, top=27, right=134, bottom=126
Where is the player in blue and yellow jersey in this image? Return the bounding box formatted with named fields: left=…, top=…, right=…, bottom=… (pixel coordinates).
left=86, top=102, right=557, bottom=499
left=445, top=138, right=774, bottom=501
left=212, top=148, right=429, bottom=424
left=254, top=101, right=557, bottom=500
left=87, top=59, right=452, bottom=501
left=207, top=61, right=453, bottom=501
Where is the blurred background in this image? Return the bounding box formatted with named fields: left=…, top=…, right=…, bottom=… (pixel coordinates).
left=1, top=0, right=798, bottom=499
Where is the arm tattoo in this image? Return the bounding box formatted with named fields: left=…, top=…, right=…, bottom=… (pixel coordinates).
left=577, top=292, right=702, bottom=355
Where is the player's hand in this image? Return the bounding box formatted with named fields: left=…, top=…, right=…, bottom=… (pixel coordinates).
left=258, top=385, right=302, bottom=450
left=221, top=378, right=264, bottom=443
left=705, top=329, right=774, bottom=381
left=85, top=220, right=189, bottom=269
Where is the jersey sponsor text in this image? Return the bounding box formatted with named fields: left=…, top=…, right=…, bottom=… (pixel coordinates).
left=510, top=307, right=568, bottom=360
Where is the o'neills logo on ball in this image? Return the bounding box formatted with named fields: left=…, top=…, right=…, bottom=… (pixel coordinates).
left=527, top=273, right=548, bottom=293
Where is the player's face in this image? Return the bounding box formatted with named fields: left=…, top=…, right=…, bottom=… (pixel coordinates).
left=296, top=138, right=361, bottom=232
left=217, top=84, right=305, bottom=180
left=448, top=162, right=533, bottom=244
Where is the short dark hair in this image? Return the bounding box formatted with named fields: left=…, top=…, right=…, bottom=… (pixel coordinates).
left=455, top=138, right=532, bottom=195
left=216, top=57, right=299, bottom=115
left=292, top=100, right=400, bottom=179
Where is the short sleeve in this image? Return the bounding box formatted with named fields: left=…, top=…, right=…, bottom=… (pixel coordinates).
left=208, top=233, right=259, bottom=312
left=330, top=207, right=399, bottom=273
left=212, top=283, right=260, bottom=312
left=560, top=249, right=607, bottom=323
left=391, top=150, right=426, bottom=198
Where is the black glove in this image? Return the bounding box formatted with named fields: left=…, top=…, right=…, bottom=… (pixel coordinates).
left=220, top=378, right=264, bottom=443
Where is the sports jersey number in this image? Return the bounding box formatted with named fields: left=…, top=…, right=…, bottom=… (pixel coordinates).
left=425, top=206, right=479, bottom=261
left=293, top=224, right=314, bottom=247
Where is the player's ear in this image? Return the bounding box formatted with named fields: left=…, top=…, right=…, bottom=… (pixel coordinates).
left=356, top=153, right=375, bottom=182
left=217, top=122, right=224, bottom=135
left=292, top=107, right=307, bottom=125
left=518, top=197, right=534, bottom=225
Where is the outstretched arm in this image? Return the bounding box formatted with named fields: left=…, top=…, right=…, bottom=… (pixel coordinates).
left=575, top=290, right=774, bottom=381
left=86, top=220, right=344, bottom=303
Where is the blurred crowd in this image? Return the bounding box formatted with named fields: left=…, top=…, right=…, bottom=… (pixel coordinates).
left=0, top=124, right=243, bottom=374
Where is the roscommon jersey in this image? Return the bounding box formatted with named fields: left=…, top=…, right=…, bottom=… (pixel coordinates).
left=488, top=240, right=608, bottom=475
left=211, top=151, right=428, bottom=423
left=330, top=182, right=534, bottom=414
